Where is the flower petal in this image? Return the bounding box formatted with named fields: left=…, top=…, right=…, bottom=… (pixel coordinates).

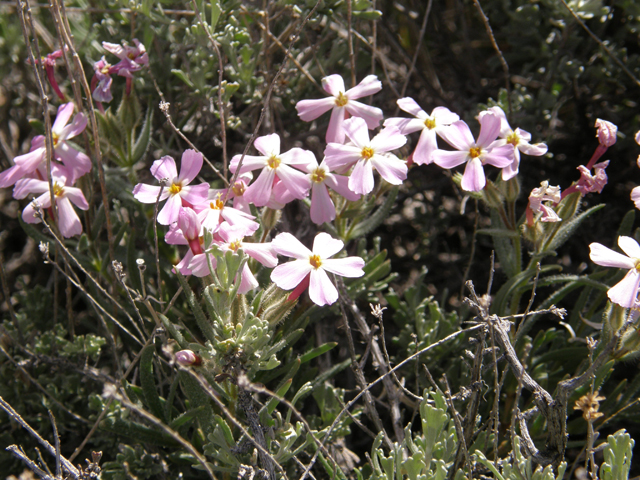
left=272, top=232, right=312, bottom=259
left=461, top=157, right=486, bottom=192
left=151, top=156, right=178, bottom=181
left=310, top=183, right=336, bottom=225
left=608, top=269, right=640, bottom=308
left=412, top=128, right=438, bottom=165
left=322, top=257, right=365, bottom=277
left=438, top=121, right=474, bottom=151
left=271, top=260, right=313, bottom=290
left=396, top=97, right=424, bottom=117
left=343, top=117, right=370, bottom=148
left=618, top=236, right=640, bottom=259
left=309, top=268, right=338, bottom=306
left=589, top=243, right=635, bottom=269
left=322, top=74, right=345, bottom=96
left=296, top=97, right=335, bottom=121
left=178, top=149, right=203, bottom=184
left=244, top=168, right=276, bottom=207
left=312, top=232, right=344, bottom=259
left=432, top=150, right=468, bottom=169
left=348, top=159, right=375, bottom=195
left=157, top=193, right=183, bottom=225
left=52, top=103, right=75, bottom=134
left=345, top=100, right=383, bottom=129
left=370, top=126, right=407, bottom=153
left=371, top=154, right=407, bottom=185
left=346, top=75, right=382, bottom=99
left=56, top=196, right=83, bottom=237
left=254, top=133, right=281, bottom=157
left=133, top=183, right=169, bottom=203
left=326, top=106, right=347, bottom=144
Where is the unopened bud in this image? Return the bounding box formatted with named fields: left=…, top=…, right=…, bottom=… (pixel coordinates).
left=175, top=350, right=202, bottom=366
left=595, top=119, right=617, bottom=147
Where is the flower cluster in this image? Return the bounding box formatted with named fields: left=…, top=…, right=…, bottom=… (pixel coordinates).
left=0, top=102, right=91, bottom=237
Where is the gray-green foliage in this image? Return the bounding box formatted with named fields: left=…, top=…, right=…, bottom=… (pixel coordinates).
left=601, top=430, right=634, bottom=480
left=365, top=391, right=462, bottom=480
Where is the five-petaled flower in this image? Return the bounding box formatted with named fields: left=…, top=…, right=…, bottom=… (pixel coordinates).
left=13, top=164, right=89, bottom=238
left=432, top=112, right=515, bottom=192
left=132, top=149, right=210, bottom=225
left=270, top=232, right=365, bottom=306
left=479, top=106, right=548, bottom=180
left=0, top=102, right=91, bottom=188
left=295, top=74, right=384, bottom=144
left=324, top=117, right=407, bottom=195
left=230, top=133, right=313, bottom=207
left=384, top=98, right=459, bottom=165
left=589, top=236, right=640, bottom=308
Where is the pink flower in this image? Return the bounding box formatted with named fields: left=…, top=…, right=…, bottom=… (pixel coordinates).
left=103, top=39, right=148, bottom=79
left=384, top=98, right=459, bottom=165
left=527, top=181, right=561, bottom=224
left=306, top=157, right=361, bottom=224
left=14, top=164, right=89, bottom=238
left=295, top=74, right=383, bottom=144
left=432, top=113, right=515, bottom=192
left=324, top=117, right=407, bottom=195
left=0, top=103, right=91, bottom=188
left=132, top=149, right=210, bottom=225
left=595, top=119, right=617, bottom=147
left=91, top=57, right=114, bottom=103
left=575, top=161, right=609, bottom=196
left=230, top=133, right=313, bottom=207
left=42, top=50, right=65, bottom=101
left=589, top=236, right=640, bottom=308
left=270, top=232, right=365, bottom=306
left=194, top=190, right=259, bottom=234
left=479, top=106, right=548, bottom=180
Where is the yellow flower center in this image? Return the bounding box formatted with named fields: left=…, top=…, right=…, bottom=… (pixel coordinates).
left=229, top=240, right=242, bottom=252
left=128, top=52, right=136, bottom=60
left=506, top=131, right=520, bottom=146
left=424, top=117, right=436, bottom=130
left=100, top=62, right=111, bottom=74
left=169, top=182, right=182, bottom=195
left=53, top=182, right=64, bottom=197
left=267, top=155, right=281, bottom=169
left=209, top=197, right=224, bottom=210
left=309, top=254, right=322, bottom=269
left=469, top=146, right=482, bottom=159
left=335, top=92, right=348, bottom=107
left=361, top=147, right=374, bottom=160
left=311, top=167, right=326, bottom=184
left=52, top=131, right=59, bottom=147
left=232, top=181, right=246, bottom=196
left=635, top=259, right=640, bottom=272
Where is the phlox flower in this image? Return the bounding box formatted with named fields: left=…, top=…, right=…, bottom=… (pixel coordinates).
left=432, top=112, right=515, bottom=192
left=270, top=232, right=365, bottom=306
left=225, top=172, right=253, bottom=213
left=103, top=39, right=148, bottom=78
left=324, top=117, right=407, bottom=195
left=91, top=57, right=114, bottom=103
left=132, top=149, right=209, bottom=225
left=306, top=157, right=360, bottom=224
left=575, top=161, right=609, bottom=196
left=479, top=106, right=548, bottom=179
left=13, top=164, right=88, bottom=238
left=230, top=133, right=313, bottom=207
left=194, top=190, right=259, bottom=234
left=0, top=103, right=91, bottom=188
left=527, top=181, right=561, bottom=224
left=384, top=98, right=459, bottom=165
left=589, top=236, right=640, bottom=308
left=296, top=74, right=383, bottom=144
left=42, top=49, right=65, bottom=101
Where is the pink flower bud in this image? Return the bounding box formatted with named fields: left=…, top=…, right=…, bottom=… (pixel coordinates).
left=178, top=207, right=200, bottom=242
left=595, top=119, right=617, bottom=147
left=175, top=350, right=201, bottom=366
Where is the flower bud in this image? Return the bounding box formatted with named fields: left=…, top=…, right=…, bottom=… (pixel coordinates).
left=178, top=207, right=201, bottom=241
left=175, top=350, right=202, bottom=366
left=595, top=119, right=617, bottom=147
left=635, top=130, right=640, bottom=146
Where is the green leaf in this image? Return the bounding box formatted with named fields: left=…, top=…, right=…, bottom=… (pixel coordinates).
left=346, top=187, right=399, bottom=241
left=300, top=342, right=337, bottom=363
left=131, top=107, right=153, bottom=165
left=140, top=345, right=165, bottom=420
left=175, top=272, right=217, bottom=343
